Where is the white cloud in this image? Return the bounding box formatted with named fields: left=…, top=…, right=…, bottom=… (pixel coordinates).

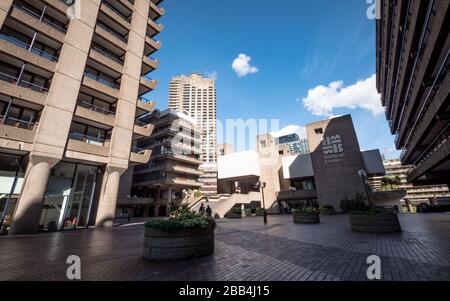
left=205, top=71, right=218, bottom=80
left=232, top=53, right=258, bottom=77
left=302, top=74, right=383, bottom=117
left=271, top=125, right=307, bottom=139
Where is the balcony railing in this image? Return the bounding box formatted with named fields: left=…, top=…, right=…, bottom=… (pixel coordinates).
left=0, top=115, right=37, bottom=130
left=92, top=47, right=123, bottom=65
left=78, top=101, right=116, bottom=116
left=69, top=132, right=108, bottom=146
left=132, top=146, right=146, bottom=154
left=84, top=71, right=120, bottom=89
left=0, top=71, right=49, bottom=93
left=101, top=0, right=130, bottom=21
left=13, top=4, right=67, bottom=33
left=0, top=34, right=58, bottom=62
left=97, top=22, right=128, bottom=43
left=142, top=74, right=154, bottom=81
left=138, top=96, right=152, bottom=103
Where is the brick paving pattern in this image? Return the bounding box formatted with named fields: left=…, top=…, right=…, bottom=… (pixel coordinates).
left=0, top=213, right=449, bottom=281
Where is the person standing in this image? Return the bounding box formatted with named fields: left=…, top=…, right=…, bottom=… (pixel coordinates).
left=206, top=205, right=212, bottom=217
left=199, top=203, right=205, bottom=215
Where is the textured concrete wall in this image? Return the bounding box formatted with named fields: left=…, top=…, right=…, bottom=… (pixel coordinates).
left=306, top=115, right=367, bottom=211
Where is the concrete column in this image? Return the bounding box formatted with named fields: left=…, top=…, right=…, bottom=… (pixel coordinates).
left=95, top=166, right=126, bottom=227
left=166, top=187, right=173, bottom=216
left=0, top=0, right=13, bottom=29
left=9, top=156, right=59, bottom=235
left=404, top=198, right=413, bottom=213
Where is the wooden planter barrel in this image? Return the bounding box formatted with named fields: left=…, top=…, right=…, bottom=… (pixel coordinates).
left=143, top=224, right=214, bottom=260
left=349, top=213, right=401, bottom=233
left=320, top=207, right=336, bottom=215
left=293, top=212, right=320, bottom=224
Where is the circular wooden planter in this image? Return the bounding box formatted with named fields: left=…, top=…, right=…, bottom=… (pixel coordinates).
left=293, top=212, right=320, bottom=224
left=320, top=208, right=336, bottom=215
left=143, top=224, right=214, bottom=260
left=349, top=213, right=401, bottom=233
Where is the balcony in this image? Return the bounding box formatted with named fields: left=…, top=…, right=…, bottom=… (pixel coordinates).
left=100, top=1, right=131, bottom=31
left=0, top=71, right=49, bottom=94
left=74, top=101, right=116, bottom=128
left=149, top=1, right=165, bottom=20
left=0, top=72, right=47, bottom=106
left=147, top=18, right=163, bottom=38
left=0, top=116, right=37, bottom=144
left=133, top=121, right=154, bottom=138
left=10, top=4, right=66, bottom=42
left=142, top=55, right=160, bottom=74
left=82, top=72, right=120, bottom=99
left=89, top=47, right=124, bottom=74
left=95, top=23, right=127, bottom=51
left=136, top=96, right=156, bottom=115
left=130, top=147, right=151, bottom=165
left=139, top=75, right=157, bottom=95
left=0, top=35, right=57, bottom=72
left=67, top=133, right=110, bottom=157
left=144, top=36, right=162, bottom=56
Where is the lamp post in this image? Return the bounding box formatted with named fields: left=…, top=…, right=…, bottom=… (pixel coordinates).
left=358, top=170, right=374, bottom=208
left=255, top=181, right=267, bottom=224
left=126, top=195, right=137, bottom=222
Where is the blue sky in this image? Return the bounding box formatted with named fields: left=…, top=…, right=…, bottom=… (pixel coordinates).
left=149, top=0, right=400, bottom=159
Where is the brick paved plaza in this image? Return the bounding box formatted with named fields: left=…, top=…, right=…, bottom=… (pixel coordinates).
left=1, top=213, right=449, bottom=281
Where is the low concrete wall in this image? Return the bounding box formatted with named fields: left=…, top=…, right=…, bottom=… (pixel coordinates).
left=349, top=213, right=401, bottom=233
left=373, top=190, right=406, bottom=208
left=293, top=212, right=320, bottom=224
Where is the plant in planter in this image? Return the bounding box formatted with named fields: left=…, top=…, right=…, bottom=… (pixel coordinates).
left=255, top=207, right=265, bottom=216
left=319, top=204, right=336, bottom=215
left=143, top=208, right=216, bottom=260
left=292, top=207, right=320, bottom=224
left=226, top=207, right=242, bottom=219
left=342, top=194, right=402, bottom=233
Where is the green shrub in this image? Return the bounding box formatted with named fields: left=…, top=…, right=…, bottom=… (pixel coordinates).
left=145, top=208, right=215, bottom=232
left=340, top=193, right=368, bottom=213
left=320, top=204, right=334, bottom=210
left=292, top=207, right=319, bottom=214
left=229, top=207, right=242, bottom=214
left=350, top=208, right=394, bottom=215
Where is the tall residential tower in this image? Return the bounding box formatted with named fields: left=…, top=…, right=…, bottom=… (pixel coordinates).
left=168, top=73, right=218, bottom=195
left=0, top=0, right=165, bottom=234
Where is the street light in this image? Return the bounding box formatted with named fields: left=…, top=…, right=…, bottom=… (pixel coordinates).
left=358, top=170, right=374, bottom=208
left=255, top=181, right=267, bottom=224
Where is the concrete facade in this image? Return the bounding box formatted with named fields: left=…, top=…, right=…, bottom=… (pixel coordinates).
left=0, top=0, right=164, bottom=234
left=376, top=0, right=450, bottom=187
left=119, top=109, right=203, bottom=217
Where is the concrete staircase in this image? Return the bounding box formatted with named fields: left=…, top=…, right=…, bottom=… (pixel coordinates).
left=191, top=192, right=262, bottom=218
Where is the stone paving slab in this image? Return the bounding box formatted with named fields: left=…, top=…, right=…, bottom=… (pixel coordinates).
left=0, top=213, right=449, bottom=281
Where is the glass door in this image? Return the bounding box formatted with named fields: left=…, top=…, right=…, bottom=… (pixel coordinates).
left=63, top=165, right=97, bottom=230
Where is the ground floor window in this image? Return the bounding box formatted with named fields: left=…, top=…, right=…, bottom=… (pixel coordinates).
left=39, top=162, right=99, bottom=231
left=0, top=153, right=26, bottom=234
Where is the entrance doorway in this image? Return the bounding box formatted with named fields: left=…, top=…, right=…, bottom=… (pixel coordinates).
left=39, top=163, right=98, bottom=231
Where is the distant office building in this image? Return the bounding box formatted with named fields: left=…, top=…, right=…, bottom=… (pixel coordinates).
left=168, top=73, right=217, bottom=195
left=275, top=133, right=309, bottom=155
left=120, top=109, right=202, bottom=217
left=376, top=0, right=450, bottom=188
left=0, top=0, right=164, bottom=235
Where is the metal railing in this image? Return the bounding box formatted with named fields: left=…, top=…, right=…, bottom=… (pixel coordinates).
left=97, top=22, right=128, bottom=43
left=78, top=101, right=116, bottom=116
left=13, top=4, right=67, bottom=33
left=69, top=132, right=108, bottom=146
left=84, top=72, right=120, bottom=89
left=0, top=34, right=58, bottom=61
left=142, top=74, right=154, bottom=82
left=0, top=71, right=48, bottom=93
left=131, top=146, right=146, bottom=154
left=92, top=47, right=123, bottom=65
left=101, top=0, right=131, bottom=21
left=0, top=115, right=37, bottom=130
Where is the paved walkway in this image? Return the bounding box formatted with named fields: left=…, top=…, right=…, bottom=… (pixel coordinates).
left=1, top=213, right=450, bottom=281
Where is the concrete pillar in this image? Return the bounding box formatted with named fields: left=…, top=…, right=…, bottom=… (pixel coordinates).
left=9, top=156, right=59, bottom=235
left=154, top=188, right=161, bottom=217
left=166, top=187, right=172, bottom=216
left=95, top=166, right=126, bottom=227
left=404, top=198, right=413, bottom=213
left=0, top=0, right=13, bottom=29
